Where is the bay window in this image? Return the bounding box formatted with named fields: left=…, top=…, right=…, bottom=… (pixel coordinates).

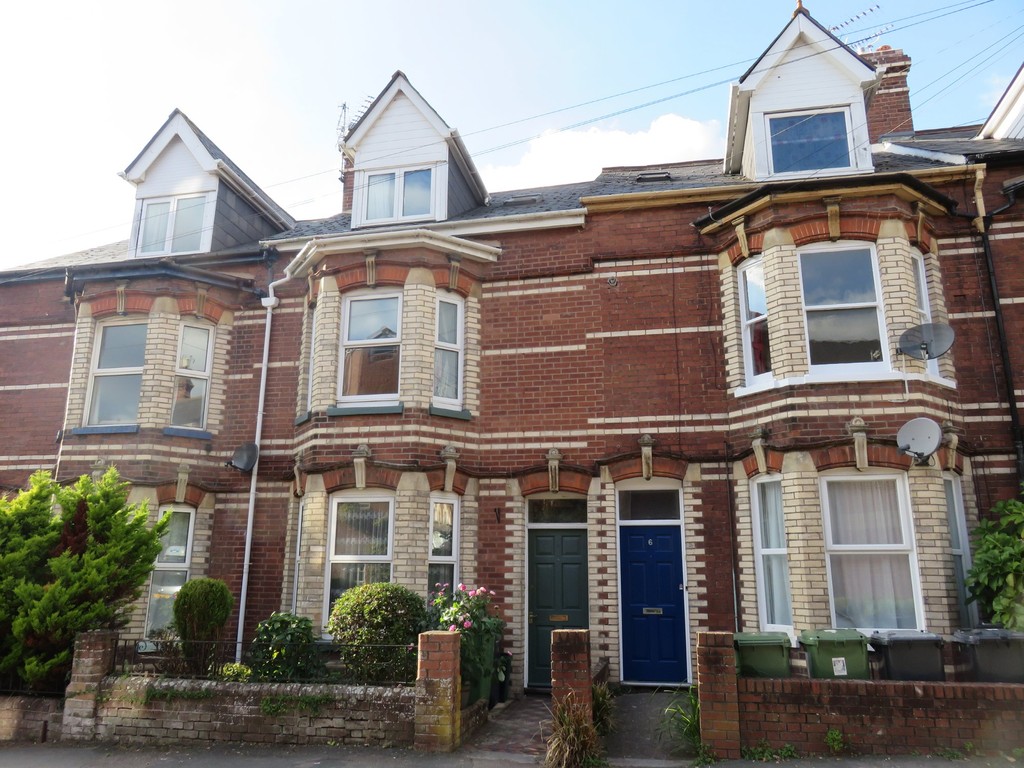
left=325, top=495, right=393, bottom=614
left=146, top=506, right=194, bottom=636
left=751, top=478, right=792, bottom=630
left=944, top=475, right=977, bottom=629
left=171, top=324, right=213, bottom=429
left=739, top=256, right=772, bottom=384
left=822, top=475, right=921, bottom=630
left=428, top=495, right=459, bottom=590
left=800, top=244, right=885, bottom=371
left=88, top=322, right=147, bottom=426
left=339, top=294, right=402, bottom=403
left=433, top=294, right=464, bottom=408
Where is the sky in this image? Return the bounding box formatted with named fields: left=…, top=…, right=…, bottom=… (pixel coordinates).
left=2, top=0, right=1021, bottom=270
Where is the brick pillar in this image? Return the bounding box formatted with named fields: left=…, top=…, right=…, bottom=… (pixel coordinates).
left=415, top=631, right=462, bottom=752
left=551, top=629, right=592, bottom=713
left=62, top=629, right=118, bottom=741
left=696, top=631, right=741, bottom=760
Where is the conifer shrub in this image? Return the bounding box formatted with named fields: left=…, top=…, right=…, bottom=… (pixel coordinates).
left=173, top=577, right=233, bottom=673
left=326, top=582, right=426, bottom=683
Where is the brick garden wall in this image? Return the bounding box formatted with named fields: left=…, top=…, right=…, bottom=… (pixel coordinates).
left=0, top=696, right=62, bottom=742
left=697, top=632, right=1024, bottom=759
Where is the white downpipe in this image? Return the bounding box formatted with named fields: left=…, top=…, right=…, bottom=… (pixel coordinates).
left=234, top=244, right=316, bottom=661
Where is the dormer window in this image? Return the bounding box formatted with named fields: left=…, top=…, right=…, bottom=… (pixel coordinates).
left=767, top=108, right=853, bottom=175
left=365, top=168, right=433, bottom=222
left=138, top=193, right=213, bottom=255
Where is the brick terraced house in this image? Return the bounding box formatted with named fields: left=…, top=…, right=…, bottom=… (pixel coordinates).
left=2, top=6, right=1024, bottom=690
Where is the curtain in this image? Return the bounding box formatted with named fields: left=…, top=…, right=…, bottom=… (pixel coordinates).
left=757, top=481, right=792, bottom=625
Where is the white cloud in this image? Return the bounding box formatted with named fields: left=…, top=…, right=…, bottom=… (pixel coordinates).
left=478, top=114, right=724, bottom=193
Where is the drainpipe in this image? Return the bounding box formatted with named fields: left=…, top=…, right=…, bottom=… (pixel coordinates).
left=234, top=243, right=317, bottom=660
left=967, top=174, right=1024, bottom=481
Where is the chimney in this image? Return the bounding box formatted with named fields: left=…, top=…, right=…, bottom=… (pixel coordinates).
left=861, top=46, right=914, bottom=142
left=341, top=154, right=354, bottom=214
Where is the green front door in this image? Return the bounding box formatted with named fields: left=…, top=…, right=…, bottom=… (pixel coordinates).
left=527, top=528, right=588, bottom=687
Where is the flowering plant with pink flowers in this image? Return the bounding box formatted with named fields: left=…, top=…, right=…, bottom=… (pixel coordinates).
left=429, top=582, right=505, bottom=689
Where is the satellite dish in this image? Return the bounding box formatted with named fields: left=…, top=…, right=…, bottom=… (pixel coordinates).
left=226, top=442, right=259, bottom=472
left=896, top=418, right=942, bottom=465
left=898, top=323, right=955, bottom=360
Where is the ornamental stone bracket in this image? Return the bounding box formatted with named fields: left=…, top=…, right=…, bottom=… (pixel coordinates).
left=441, top=445, right=460, bottom=493
left=638, top=434, right=655, bottom=480
left=546, top=448, right=564, bottom=492
left=352, top=443, right=372, bottom=489
left=847, top=417, right=869, bottom=470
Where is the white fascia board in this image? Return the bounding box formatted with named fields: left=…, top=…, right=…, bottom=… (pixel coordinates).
left=979, top=62, right=1024, bottom=139
left=273, top=229, right=501, bottom=271
left=345, top=73, right=450, bottom=150
left=122, top=112, right=218, bottom=185
left=876, top=142, right=967, bottom=166
left=724, top=84, right=750, bottom=175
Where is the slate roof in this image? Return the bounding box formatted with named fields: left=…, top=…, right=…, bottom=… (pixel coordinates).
left=888, top=137, right=1024, bottom=160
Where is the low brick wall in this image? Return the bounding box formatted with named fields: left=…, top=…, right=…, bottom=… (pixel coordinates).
left=0, top=696, right=63, bottom=742
left=92, top=677, right=414, bottom=747
left=697, top=631, right=1024, bottom=759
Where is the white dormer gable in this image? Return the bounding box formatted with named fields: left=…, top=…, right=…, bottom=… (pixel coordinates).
left=725, top=6, right=878, bottom=181
left=343, top=72, right=486, bottom=228
left=122, top=110, right=293, bottom=258
left=979, top=61, right=1024, bottom=140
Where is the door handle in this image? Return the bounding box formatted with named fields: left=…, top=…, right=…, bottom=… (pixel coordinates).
left=528, top=612, right=535, bottom=625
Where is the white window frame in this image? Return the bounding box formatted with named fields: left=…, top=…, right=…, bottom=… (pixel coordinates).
left=360, top=166, right=435, bottom=225
left=739, top=256, right=773, bottom=387
left=170, top=323, right=214, bottom=429
left=799, top=241, right=889, bottom=377
left=86, top=320, right=147, bottom=426
left=428, top=493, right=460, bottom=592
left=751, top=475, right=793, bottom=634
left=305, top=307, right=317, bottom=412
left=337, top=292, right=403, bottom=406
left=145, top=505, right=195, bottom=637
left=765, top=107, right=854, bottom=177
left=820, top=473, right=924, bottom=632
left=136, top=192, right=215, bottom=257
left=943, top=474, right=978, bottom=629
left=433, top=293, right=465, bottom=409
left=323, top=492, right=395, bottom=621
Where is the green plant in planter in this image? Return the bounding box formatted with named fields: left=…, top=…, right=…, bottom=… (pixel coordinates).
left=965, top=495, right=1024, bottom=629
left=429, top=583, right=505, bottom=702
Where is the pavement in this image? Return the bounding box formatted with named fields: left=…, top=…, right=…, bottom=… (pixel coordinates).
left=0, top=689, right=1018, bottom=767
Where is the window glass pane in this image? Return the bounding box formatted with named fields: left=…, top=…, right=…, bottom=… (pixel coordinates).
left=437, top=300, right=458, bottom=345
left=171, top=195, right=205, bottom=253
left=179, top=326, right=211, bottom=373
left=619, top=490, right=680, bottom=520
left=329, top=562, right=390, bottom=606
left=147, top=569, right=187, bottom=636
left=366, top=173, right=395, bottom=219
left=347, top=298, right=399, bottom=341
left=806, top=308, right=882, bottom=364
left=141, top=202, right=170, bottom=253
left=402, top=169, right=431, bottom=216
left=428, top=563, right=455, bottom=593
left=528, top=499, right=587, bottom=524
left=89, top=374, right=142, bottom=425
left=770, top=112, right=850, bottom=172
left=343, top=346, right=399, bottom=396
left=743, top=261, right=767, bottom=319
left=944, top=479, right=962, bottom=550
left=431, top=501, right=455, bottom=557
left=827, top=480, right=902, bottom=545
left=763, top=553, right=793, bottom=626
left=830, top=553, right=916, bottom=628
left=434, top=348, right=459, bottom=399
left=171, top=376, right=207, bottom=427
left=801, top=249, right=875, bottom=306
left=757, top=481, right=785, bottom=549
left=749, top=317, right=771, bottom=375
left=158, top=510, right=191, bottom=564
left=334, top=501, right=390, bottom=557
left=98, top=324, right=147, bottom=369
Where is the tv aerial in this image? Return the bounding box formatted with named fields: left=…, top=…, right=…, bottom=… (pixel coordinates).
left=897, top=322, right=955, bottom=361
left=896, top=418, right=943, bottom=465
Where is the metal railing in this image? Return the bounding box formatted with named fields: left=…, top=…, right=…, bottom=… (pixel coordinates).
left=114, top=638, right=417, bottom=685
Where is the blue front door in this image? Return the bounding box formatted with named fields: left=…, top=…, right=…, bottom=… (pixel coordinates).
left=620, top=525, right=687, bottom=684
